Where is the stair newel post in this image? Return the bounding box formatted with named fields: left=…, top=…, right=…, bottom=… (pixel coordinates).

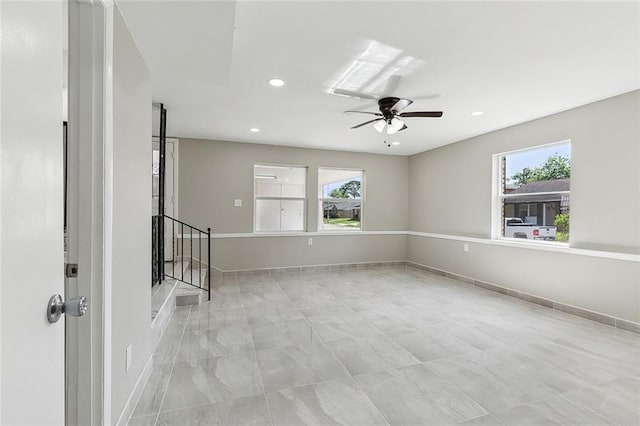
left=158, top=104, right=166, bottom=281
left=207, top=227, right=211, bottom=301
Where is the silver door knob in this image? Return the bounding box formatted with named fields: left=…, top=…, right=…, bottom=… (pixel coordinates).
left=47, top=294, right=88, bottom=323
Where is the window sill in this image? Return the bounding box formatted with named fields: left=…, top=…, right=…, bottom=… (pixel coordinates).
left=211, top=230, right=405, bottom=238
left=499, top=237, right=569, bottom=248
left=181, top=230, right=639, bottom=262
left=408, top=231, right=639, bottom=262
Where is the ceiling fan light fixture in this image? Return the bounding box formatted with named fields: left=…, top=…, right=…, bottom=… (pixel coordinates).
left=386, top=117, right=404, bottom=134
left=373, top=120, right=386, bottom=133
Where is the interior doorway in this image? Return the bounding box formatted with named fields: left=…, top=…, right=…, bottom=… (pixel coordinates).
left=152, top=137, right=178, bottom=261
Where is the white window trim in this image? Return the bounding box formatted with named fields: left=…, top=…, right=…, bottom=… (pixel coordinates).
left=318, top=167, right=365, bottom=232
left=253, top=163, right=308, bottom=232
left=492, top=139, right=571, bottom=244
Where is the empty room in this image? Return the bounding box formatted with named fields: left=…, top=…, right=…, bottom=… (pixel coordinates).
left=1, top=1, right=638, bottom=425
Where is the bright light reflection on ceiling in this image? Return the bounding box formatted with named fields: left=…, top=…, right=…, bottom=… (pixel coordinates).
left=326, top=39, right=424, bottom=97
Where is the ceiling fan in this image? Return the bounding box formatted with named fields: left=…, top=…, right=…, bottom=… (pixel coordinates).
left=345, top=96, right=443, bottom=136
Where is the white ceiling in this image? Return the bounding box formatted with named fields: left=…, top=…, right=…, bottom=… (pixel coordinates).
left=118, top=1, right=639, bottom=156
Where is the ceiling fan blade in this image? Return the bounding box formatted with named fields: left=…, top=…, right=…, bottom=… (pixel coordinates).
left=350, top=118, right=383, bottom=129
left=359, top=94, right=439, bottom=111
left=391, top=98, right=413, bottom=113
left=398, top=124, right=408, bottom=132
left=344, top=110, right=382, bottom=116
left=331, top=88, right=377, bottom=100
left=399, top=111, right=443, bottom=118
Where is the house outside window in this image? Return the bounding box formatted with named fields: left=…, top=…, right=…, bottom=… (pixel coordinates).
left=254, top=164, right=306, bottom=231
left=495, top=141, right=571, bottom=243
left=318, top=168, right=363, bottom=231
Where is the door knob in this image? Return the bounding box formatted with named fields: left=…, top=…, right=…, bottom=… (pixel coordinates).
left=47, top=294, right=88, bottom=323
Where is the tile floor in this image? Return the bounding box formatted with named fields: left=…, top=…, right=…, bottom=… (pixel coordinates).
left=128, top=266, right=640, bottom=426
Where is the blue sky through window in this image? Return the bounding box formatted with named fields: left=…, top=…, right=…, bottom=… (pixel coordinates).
left=323, top=177, right=361, bottom=198
left=505, top=142, right=571, bottom=183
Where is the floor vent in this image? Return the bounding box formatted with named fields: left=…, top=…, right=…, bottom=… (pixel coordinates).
left=175, top=293, right=201, bottom=307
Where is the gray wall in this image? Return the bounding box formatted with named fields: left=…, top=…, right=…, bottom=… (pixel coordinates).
left=178, top=139, right=409, bottom=270
left=408, top=90, right=640, bottom=322
left=409, top=90, right=640, bottom=253
left=213, top=234, right=407, bottom=271
left=176, top=92, right=639, bottom=322
left=179, top=139, right=408, bottom=232
left=408, top=236, right=639, bottom=322
left=112, top=7, right=152, bottom=421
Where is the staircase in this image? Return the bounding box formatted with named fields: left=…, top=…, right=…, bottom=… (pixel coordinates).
left=154, top=214, right=212, bottom=304
left=150, top=103, right=211, bottom=305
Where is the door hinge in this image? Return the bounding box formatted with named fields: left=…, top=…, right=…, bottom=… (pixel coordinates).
left=65, top=263, right=79, bottom=278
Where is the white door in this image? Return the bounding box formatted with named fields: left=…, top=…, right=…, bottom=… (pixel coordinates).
left=0, top=1, right=66, bottom=425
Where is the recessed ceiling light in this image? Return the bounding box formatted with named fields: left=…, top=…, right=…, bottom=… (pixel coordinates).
left=391, top=141, right=400, bottom=146
left=250, top=128, right=260, bottom=133
left=471, top=111, right=484, bottom=116
left=268, top=78, right=285, bottom=87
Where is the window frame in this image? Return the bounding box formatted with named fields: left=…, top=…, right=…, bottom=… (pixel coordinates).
left=253, top=163, right=308, bottom=232
left=492, top=140, right=571, bottom=244
left=317, top=167, right=365, bottom=232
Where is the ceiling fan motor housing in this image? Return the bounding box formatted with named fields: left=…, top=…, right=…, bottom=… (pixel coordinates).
left=378, top=97, right=402, bottom=121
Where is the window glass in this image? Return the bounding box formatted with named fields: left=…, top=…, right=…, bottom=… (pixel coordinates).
left=254, top=165, right=306, bottom=231
left=498, top=142, right=570, bottom=242
left=318, top=168, right=363, bottom=231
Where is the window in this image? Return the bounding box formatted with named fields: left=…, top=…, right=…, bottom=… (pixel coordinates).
left=254, top=165, right=306, bottom=231
left=495, top=141, right=570, bottom=243
left=318, top=168, right=363, bottom=231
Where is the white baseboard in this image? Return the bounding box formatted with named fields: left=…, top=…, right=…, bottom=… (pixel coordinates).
left=115, top=355, right=153, bottom=426
left=407, top=261, right=640, bottom=335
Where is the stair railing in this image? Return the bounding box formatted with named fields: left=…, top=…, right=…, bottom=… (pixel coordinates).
left=162, top=215, right=211, bottom=301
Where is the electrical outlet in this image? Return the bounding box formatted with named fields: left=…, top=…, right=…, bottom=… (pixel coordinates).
left=308, top=238, right=313, bottom=246
left=463, top=243, right=469, bottom=253
left=126, top=344, right=132, bottom=372
left=234, top=199, right=242, bottom=207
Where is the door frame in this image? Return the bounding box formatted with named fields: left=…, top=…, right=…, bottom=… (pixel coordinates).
left=153, top=137, right=178, bottom=264
left=152, top=137, right=179, bottom=219
left=67, top=0, right=115, bottom=424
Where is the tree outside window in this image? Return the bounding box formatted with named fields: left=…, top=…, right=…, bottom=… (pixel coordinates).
left=498, top=142, right=571, bottom=243
left=319, top=168, right=363, bottom=230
